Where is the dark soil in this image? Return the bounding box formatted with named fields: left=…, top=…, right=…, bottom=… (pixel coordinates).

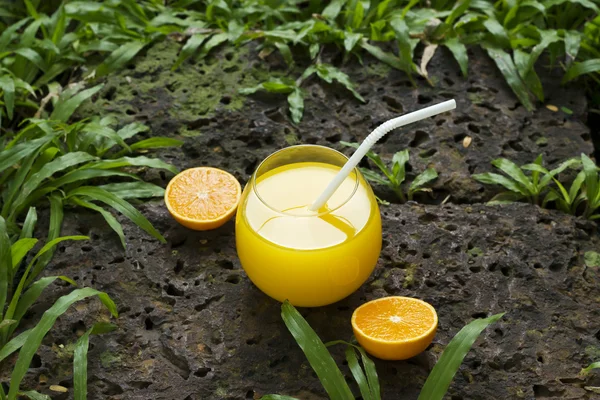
left=3, top=39, right=600, bottom=399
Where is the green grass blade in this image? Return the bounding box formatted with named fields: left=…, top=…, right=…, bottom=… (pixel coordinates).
left=581, top=154, right=599, bottom=204
left=70, top=197, right=126, bottom=249
left=43, top=169, right=139, bottom=190
left=74, top=329, right=91, bottom=400
left=85, top=156, right=178, bottom=174
left=7, top=288, right=117, bottom=399
left=563, top=59, right=600, bottom=83
left=0, top=329, right=31, bottom=362
left=13, top=152, right=97, bottom=210
left=484, top=47, right=534, bottom=111
left=97, top=182, right=165, bottom=199
left=540, top=158, right=580, bottom=187
left=410, top=168, right=438, bottom=191
left=117, top=122, right=149, bottom=140
left=0, top=216, right=11, bottom=318
left=0, top=136, right=57, bottom=176
left=491, top=158, right=533, bottom=192
left=345, top=346, right=372, bottom=400
left=359, top=168, right=389, bottom=186
left=172, top=33, right=208, bottom=70
left=322, top=0, right=347, bottom=20
left=10, top=238, right=38, bottom=269
left=14, top=48, right=47, bottom=72
left=0, top=75, right=15, bottom=119
left=473, top=171, right=528, bottom=194
left=19, top=207, right=37, bottom=239
left=582, top=361, right=600, bottom=374
left=392, top=150, right=409, bottom=185
left=197, top=32, right=228, bottom=59
left=260, top=396, right=301, bottom=400
left=418, top=313, right=504, bottom=400
left=129, top=137, right=184, bottom=152
left=67, top=186, right=165, bottom=243
left=354, top=346, right=380, bottom=400
left=50, top=84, right=104, bottom=123
left=13, top=277, right=64, bottom=329
left=18, top=391, right=50, bottom=400
left=443, top=37, right=468, bottom=76
left=96, top=41, right=147, bottom=78
left=569, top=171, right=586, bottom=204
left=30, top=194, right=64, bottom=282
left=280, top=301, right=354, bottom=400
left=287, top=88, right=304, bottom=124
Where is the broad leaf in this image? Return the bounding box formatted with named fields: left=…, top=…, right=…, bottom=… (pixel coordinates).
left=50, top=84, right=104, bottom=123
left=287, top=88, right=304, bottom=124
left=96, top=41, right=147, bottom=77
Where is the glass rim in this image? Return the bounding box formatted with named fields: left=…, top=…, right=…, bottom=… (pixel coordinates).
left=251, top=144, right=360, bottom=217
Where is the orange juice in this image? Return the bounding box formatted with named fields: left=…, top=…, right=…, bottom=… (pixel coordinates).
left=236, top=146, right=381, bottom=307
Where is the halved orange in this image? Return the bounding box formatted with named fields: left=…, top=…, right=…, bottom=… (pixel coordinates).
left=165, top=167, right=241, bottom=231
left=352, top=296, right=438, bottom=360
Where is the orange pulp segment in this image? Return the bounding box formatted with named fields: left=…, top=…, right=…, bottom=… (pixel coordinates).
left=165, top=167, right=241, bottom=231
left=352, top=296, right=438, bottom=360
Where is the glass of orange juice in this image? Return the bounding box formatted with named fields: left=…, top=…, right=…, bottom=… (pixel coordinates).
left=236, top=145, right=382, bottom=307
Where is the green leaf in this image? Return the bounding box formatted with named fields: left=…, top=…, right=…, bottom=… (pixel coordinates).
left=8, top=288, right=117, bottom=399
left=569, top=171, right=586, bottom=204
left=563, top=59, right=600, bottom=83
left=0, top=329, right=31, bottom=363
left=340, top=141, right=391, bottom=178
left=582, top=361, right=600, bottom=374
left=392, top=150, right=409, bottom=185
left=389, top=17, right=417, bottom=74
left=564, top=31, right=581, bottom=64
left=14, top=48, right=47, bottom=72
left=410, top=168, right=438, bottom=192
left=85, top=156, right=178, bottom=174
left=13, top=152, right=97, bottom=210
left=0, top=319, right=16, bottom=330
left=98, top=182, right=165, bottom=199
left=275, top=42, right=294, bottom=66
left=482, top=18, right=509, bottom=47
left=50, top=84, right=104, bottom=123
left=585, top=251, right=600, bottom=267
left=74, top=330, right=91, bottom=400
left=322, top=0, right=347, bottom=20
left=71, top=197, right=126, bottom=249
left=484, top=47, right=534, bottom=111
left=262, top=80, right=295, bottom=93
left=539, top=158, right=580, bottom=187
left=418, top=313, right=505, bottom=400
left=316, top=64, right=365, bottom=103
left=361, top=41, right=404, bottom=71
left=472, top=172, right=528, bottom=195
left=446, top=0, right=471, bottom=25
left=10, top=238, right=38, bottom=269
left=13, top=276, right=75, bottom=328
left=67, top=186, right=166, bottom=243
left=280, top=301, right=354, bottom=400
left=544, top=0, right=599, bottom=12
left=581, top=154, right=599, bottom=205
left=352, top=0, right=365, bottom=29
left=96, top=41, right=146, bottom=78
left=18, top=391, right=50, bottom=400
left=30, top=194, right=64, bottom=282
left=0, top=135, right=57, bottom=176
left=360, top=168, right=390, bottom=186
left=443, top=38, right=468, bottom=77
left=228, top=19, right=245, bottom=42
left=492, top=158, right=534, bottom=192
left=287, top=88, right=304, bottom=124
left=344, top=32, right=362, bottom=53
left=19, top=207, right=38, bottom=240
left=128, top=137, right=184, bottom=152
left=0, top=216, right=11, bottom=317
left=172, top=33, right=208, bottom=70
left=0, top=75, right=15, bottom=119
left=309, top=43, right=320, bottom=60
left=198, top=32, right=228, bottom=58
left=260, top=396, right=300, bottom=400
left=345, top=346, right=372, bottom=400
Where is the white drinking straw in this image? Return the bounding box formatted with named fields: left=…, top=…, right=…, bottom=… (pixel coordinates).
left=309, top=99, right=457, bottom=211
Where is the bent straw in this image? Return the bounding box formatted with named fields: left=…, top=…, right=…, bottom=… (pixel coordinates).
left=309, top=99, right=456, bottom=211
